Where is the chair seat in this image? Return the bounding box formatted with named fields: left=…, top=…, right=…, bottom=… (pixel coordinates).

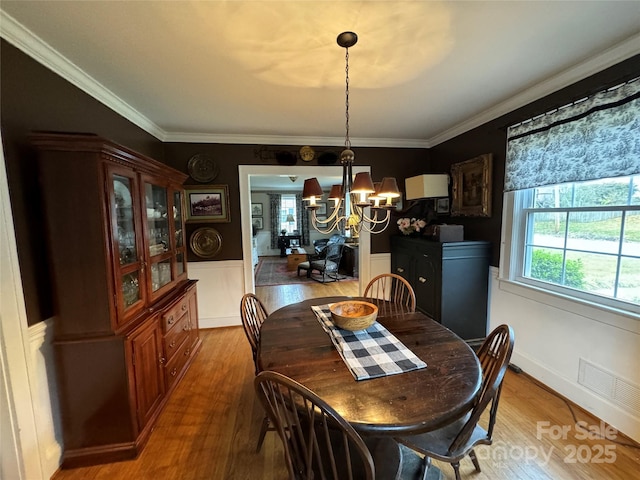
left=310, top=259, right=338, bottom=271
left=396, top=414, right=491, bottom=462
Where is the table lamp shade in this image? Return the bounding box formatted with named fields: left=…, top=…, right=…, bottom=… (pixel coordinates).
left=405, top=174, right=449, bottom=200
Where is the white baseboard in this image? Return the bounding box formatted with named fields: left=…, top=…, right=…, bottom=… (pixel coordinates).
left=199, top=316, right=241, bottom=329
left=510, top=346, right=640, bottom=443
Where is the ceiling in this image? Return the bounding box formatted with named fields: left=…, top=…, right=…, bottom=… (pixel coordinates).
left=1, top=1, right=639, bottom=153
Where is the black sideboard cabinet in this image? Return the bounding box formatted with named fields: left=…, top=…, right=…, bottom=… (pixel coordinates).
left=390, top=236, right=491, bottom=343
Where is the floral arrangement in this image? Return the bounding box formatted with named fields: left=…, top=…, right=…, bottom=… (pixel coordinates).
left=397, top=217, right=426, bottom=235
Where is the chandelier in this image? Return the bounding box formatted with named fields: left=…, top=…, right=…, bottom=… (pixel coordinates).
left=302, top=32, right=400, bottom=237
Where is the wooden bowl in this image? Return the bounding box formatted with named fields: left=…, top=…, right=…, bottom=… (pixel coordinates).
left=329, top=301, right=378, bottom=331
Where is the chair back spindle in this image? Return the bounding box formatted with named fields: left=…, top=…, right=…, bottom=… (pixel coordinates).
left=255, top=371, right=375, bottom=480
left=364, top=273, right=416, bottom=313
left=240, top=293, right=269, bottom=374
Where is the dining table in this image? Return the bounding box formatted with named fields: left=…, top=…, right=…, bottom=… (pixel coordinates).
left=258, top=296, right=482, bottom=478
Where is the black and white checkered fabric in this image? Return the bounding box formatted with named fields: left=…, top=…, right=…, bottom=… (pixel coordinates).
left=311, top=304, right=427, bottom=381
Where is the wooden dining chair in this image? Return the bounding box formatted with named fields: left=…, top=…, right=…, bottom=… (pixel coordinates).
left=254, top=371, right=379, bottom=480
left=363, top=273, right=416, bottom=313
left=394, top=324, right=515, bottom=480
left=240, top=293, right=269, bottom=374
left=239, top=293, right=274, bottom=451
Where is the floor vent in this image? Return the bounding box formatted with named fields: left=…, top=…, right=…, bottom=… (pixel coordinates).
left=578, top=358, right=640, bottom=415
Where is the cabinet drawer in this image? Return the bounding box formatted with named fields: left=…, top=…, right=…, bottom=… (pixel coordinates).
left=162, top=297, right=190, bottom=332
left=164, top=336, right=195, bottom=391
left=163, top=312, right=191, bottom=361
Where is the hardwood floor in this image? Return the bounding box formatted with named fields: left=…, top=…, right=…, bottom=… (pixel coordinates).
left=256, top=277, right=360, bottom=312
left=52, top=283, right=639, bottom=480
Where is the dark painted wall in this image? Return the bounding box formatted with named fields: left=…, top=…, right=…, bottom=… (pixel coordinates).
left=3, top=36, right=638, bottom=327
left=1, top=39, right=426, bottom=325
left=1, top=40, right=164, bottom=325
left=427, top=54, right=640, bottom=266
left=163, top=143, right=428, bottom=261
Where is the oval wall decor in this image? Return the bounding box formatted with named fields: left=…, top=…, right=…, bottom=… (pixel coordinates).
left=188, top=153, right=220, bottom=183
left=190, top=227, right=223, bottom=259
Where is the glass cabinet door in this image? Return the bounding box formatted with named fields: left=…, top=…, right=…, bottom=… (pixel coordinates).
left=145, top=181, right=173, bottom=295
left=173, top=190, right=187, bottom=279
left=111, top=172, right=145, bottom=316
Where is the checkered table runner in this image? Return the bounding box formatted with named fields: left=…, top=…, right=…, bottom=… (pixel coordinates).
left=311, top=304, right=427, bottom=381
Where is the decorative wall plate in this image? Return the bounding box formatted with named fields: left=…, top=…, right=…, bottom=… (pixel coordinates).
left=190, top=227, right=223, bottom=259
left=275, top=151, right=296, bottom=166
left=299, top=146, right=315, bottom=162
left=188, top=154, right=219, bottom=183
left=318, top=151, right=338, bottom=165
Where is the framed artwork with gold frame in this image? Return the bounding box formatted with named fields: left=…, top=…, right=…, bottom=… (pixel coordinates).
left=185, top=185, right=231, bottom=223
left=451, top=154, right=492, bottom=217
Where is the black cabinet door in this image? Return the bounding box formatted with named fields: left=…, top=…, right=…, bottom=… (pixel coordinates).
left=390, top=236, right=490, bottom=342
left=414, top=253, right=438, bottom=319
left=391, top=248, right=413, bottom=283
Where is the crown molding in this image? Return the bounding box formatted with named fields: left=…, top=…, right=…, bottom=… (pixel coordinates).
left=163, top=131, right=430, bottom=148
left=428, top=32, right=640, bottom=147
left=0, top=10, right=167, bottom=141
left=2, top=9, right=638, bottom=149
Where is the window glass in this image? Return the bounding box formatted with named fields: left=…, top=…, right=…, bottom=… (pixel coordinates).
left=280, top=195, right=297, bottom=234
left=516, top=175, right=640, bottom=309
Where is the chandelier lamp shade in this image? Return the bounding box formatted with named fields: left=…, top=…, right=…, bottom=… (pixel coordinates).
left=302, top=31, right=400, bottom=236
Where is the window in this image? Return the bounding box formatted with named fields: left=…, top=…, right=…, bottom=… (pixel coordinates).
left=510, top=175, right=640, bottom=311
left=280, top=195, right=297, bottom=234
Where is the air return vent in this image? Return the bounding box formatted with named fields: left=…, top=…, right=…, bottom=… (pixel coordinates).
left=578, top=358, right=640, bottom=415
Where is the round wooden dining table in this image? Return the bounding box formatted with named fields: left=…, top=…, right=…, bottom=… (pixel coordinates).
left=258, top=296, right=482, bottom=437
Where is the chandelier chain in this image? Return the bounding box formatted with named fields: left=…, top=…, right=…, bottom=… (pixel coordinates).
left=344, top=47, right=351, bottom=149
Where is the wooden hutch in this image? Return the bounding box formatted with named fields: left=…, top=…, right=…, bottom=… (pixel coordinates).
left=33, top=133, right=201, bottom=467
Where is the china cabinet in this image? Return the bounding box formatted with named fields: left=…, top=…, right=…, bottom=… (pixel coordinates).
left=33, top=133, right=200, bottom=467
left=391, top=236, right=490, bottom=344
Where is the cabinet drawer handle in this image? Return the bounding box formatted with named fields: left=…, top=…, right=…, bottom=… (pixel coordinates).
left=170, top=368, right=178, bottom=377
left=183, top=324, right=190, bottom=332
left=184, top=348, right=191, bottom=357
left=181, top=303, right=187, bottom=311
left=396, top=267, right=404, bottom=273
left=167, top=315, right=175, bottom=325
left=159, top=356, right=166, bottom=365
left=169, top=340, right=176, bottom=348
left=418, top=276, right=427, bottom=283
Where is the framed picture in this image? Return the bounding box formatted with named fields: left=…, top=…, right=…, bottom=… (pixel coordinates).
left=436, top=197, right=450, bottom=214
left=252, top=217, right=263, bottom=230
left=451, top=154, right=492, bottom=217
left=251, top=202, right=263, bottom=217
left=185, top=185, right=231, bottom=223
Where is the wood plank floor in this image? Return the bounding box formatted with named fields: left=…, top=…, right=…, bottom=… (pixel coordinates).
left=52, top=282, right=639, bottom=480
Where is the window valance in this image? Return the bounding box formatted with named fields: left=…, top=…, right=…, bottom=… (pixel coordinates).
left=504, top=77, right=640, bottom=192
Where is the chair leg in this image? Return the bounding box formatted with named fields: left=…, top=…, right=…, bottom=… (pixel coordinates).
left=451, top=461, right=462, bottom=480
left=469, top=449, right=481, bottom=472
left=420, top=456, right=431, bottom=480
left=256, top=415, right=270, bottom=452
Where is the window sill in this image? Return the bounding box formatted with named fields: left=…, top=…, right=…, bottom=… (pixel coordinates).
left=496, top=277, right=640, bottom=334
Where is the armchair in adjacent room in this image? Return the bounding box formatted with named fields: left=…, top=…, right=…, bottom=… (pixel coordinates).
left=311, top=233, right=345, bottom=258
left=297, top=242, right=344, bottom=283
